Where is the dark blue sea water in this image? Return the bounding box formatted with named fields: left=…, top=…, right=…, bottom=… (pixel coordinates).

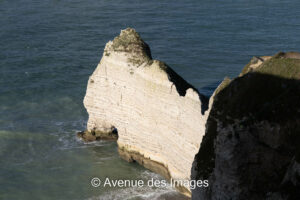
left=1, top=0, right=300, bottom=199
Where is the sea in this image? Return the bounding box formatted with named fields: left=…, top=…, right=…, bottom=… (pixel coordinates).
left=1, top=0, right=300, bottom=199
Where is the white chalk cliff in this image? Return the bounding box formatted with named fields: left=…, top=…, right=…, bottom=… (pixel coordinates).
left=82, top=28, right=208, bottom=196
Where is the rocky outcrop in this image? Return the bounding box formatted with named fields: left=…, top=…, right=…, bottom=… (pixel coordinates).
left=81, top=27, right=300, bottom=199
left=192, top=53, right=300, bottom=200
left=82, top=28, right=208, bottom=196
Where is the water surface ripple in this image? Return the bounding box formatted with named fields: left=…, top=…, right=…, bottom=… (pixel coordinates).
left=0, top=1, right=300, bottom=199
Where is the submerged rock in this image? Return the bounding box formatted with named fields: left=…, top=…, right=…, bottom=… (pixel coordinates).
left=82, top=28, right=209, bottom=196
left=192, top=53, right=300, bottom=200
left=77, top=127, right=118, bottom=142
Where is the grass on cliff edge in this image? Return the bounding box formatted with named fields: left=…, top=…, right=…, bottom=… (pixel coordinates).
left=110, top=28, right=152, bottom=64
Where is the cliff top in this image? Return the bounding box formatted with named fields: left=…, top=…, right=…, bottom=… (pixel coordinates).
left=106, top=28, right=152, bottom=62
left=219, top=53, right=300, bottom=123
left=241, top=52, right=300, bottom=77
left=103, top=28, right=209, bottom=107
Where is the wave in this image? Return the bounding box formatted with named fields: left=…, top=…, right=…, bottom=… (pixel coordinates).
left=87, top=171, right=183, bottom=200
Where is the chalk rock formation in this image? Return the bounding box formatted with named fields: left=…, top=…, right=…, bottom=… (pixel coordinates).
left=82, top=28, right=208, bottom=196
left=192, top=53, right=300, bottom=200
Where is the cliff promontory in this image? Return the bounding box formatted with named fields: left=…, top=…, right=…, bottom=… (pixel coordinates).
left=80, top=28, right=300, bottom=199
left=192, top=53, right=300, bottom=200
left=81, top=28, right=208, bottom=196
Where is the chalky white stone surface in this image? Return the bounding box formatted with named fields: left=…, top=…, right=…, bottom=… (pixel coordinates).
left=84, top=29, right=208, bottom=190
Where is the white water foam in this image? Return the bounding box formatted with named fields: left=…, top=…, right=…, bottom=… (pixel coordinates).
left=87, top=171, right=179, bottom=200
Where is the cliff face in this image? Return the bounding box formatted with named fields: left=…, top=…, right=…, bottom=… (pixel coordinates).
left=82, top=28, right=208, bottom=196
left=81, top=28, right=300, bottom=199
left=192, top=54, right=300, bottom=200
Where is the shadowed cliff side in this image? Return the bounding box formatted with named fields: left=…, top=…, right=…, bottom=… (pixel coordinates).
left=192, top=55, right=300, bottom=200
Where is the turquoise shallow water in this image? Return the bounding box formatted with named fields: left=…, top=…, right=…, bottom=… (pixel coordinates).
left=1, top=0, right=300, bottom=199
